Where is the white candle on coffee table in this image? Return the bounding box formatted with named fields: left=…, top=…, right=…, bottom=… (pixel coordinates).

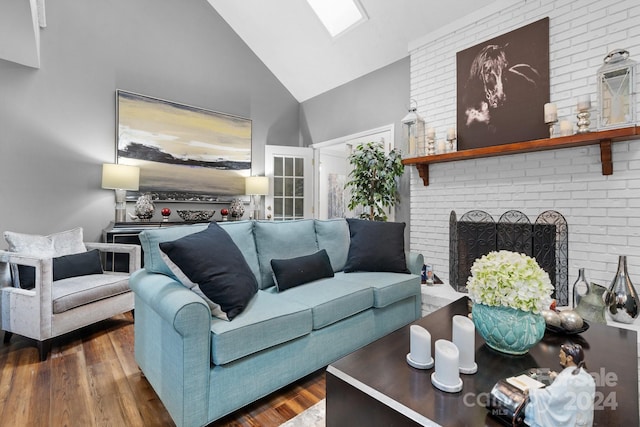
left=452, top=315, right=477, bottom=374
left=431, top=339, right=463, bottom=392
left=407, top=325, right=434, bottom=369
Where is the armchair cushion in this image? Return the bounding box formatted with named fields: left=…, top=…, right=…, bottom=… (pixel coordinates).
left=17, top=249, right=104, bottom=289
left=52, top=273, right=129, bottom=314
left=4, top=227, right=88, bottom=288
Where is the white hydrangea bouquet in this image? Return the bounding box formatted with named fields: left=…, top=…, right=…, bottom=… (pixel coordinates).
left=466, top=250, right=554, bottom=314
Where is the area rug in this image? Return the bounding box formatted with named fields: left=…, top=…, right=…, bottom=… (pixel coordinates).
left=280, top=399, right=325, bottom=427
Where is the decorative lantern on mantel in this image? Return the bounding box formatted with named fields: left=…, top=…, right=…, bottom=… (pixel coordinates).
left=597, top=49, right=636, bottom=130
left=401, top=100, right=425, bottom=157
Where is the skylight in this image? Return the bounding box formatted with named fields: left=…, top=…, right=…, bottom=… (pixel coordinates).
left=306, top=0, right=368, bottom=38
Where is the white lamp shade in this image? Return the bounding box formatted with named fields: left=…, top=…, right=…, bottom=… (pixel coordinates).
left=102, top=164, right=140, bottom=190
left=245, top=176, right=269, bottom=195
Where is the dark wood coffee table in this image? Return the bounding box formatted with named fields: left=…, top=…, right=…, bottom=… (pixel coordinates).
left=326, top=297, right=638, bottom=426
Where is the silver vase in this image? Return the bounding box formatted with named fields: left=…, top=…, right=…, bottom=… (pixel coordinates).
left=572, top=268, right=589, bottom=308
left=605, top=255, right=639, bottom=324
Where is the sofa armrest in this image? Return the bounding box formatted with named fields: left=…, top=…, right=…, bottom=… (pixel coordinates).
left=85, top=242, right=141, bottom=273
left=129, top=269, right=211, bottom=427
left=406, top=251, right=424, bottom=276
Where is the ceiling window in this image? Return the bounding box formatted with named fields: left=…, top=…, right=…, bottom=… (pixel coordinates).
left=306, top=0, right=368, bottom=38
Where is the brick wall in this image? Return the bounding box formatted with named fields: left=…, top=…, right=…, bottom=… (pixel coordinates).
left=409, top=0, right=640, bottom=289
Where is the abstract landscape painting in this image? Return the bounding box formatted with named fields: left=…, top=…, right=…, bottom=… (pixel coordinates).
left=116, top=90, right=252, bottom=201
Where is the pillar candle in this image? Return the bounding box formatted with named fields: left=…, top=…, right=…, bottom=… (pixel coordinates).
left=447, top=128, right=456, bottom=140
left=544, top=103, right=557, bottom=123
left=560, top=120, right=573, bottom=136
left=436, top=139, right=446, bottom=154
left=427, top=127, right=436, bottom=140
left=577, top=94, right=591, bottom=111
left=452, top=315, right=477, bottom=374
left=409, top=325, right=432, bottom=364
left=434, top=339, right=460, bottom=386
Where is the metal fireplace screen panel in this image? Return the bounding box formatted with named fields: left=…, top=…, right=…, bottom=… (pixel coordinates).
left=451, top=210, right=568, bottom=306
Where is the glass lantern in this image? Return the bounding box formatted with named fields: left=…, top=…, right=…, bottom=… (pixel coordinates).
left=401, top=101, right=425, bottom=157
left=597, top=49, right=636, bottom=129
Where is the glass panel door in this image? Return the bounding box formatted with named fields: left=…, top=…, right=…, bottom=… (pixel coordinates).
left=265, top=146, right=313, bottom=220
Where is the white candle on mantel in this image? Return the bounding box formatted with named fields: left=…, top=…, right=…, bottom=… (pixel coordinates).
left=433, top=339, right=461, bottom=387
left=452, top=315, right=477, bottom=374
left=577, top=94, right=591, bottom=111
left=447, top=127, right=456, bottom=140
left=560, top=120, right=573, bottom=136
left=436, top=139, right=446, bottom=154
left=544, top=103, right=557, bottom=123
left=409, top=325, right=432, bottom=364
left=427, top=127, right=436, bottom=140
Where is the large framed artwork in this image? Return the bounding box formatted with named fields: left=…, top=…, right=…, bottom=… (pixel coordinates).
left=456, top=17, right=549, bottom=150
left=116, top=90, right=252, bottom=201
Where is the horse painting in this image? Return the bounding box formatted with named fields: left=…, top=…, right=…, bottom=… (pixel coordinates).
left=456, top=18, right=550, bottom=150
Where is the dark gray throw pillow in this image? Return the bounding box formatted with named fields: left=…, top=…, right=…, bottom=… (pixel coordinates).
left=271, top=249, right=334, bottom=292
left=159, top=222, right=258, bottom=321
left=343, top=219, right=410, bottom=274
left=17, top=249, right=104, bottom=289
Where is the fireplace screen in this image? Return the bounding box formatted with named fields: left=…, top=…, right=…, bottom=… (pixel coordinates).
left=450, top=210, right=568, bottom=306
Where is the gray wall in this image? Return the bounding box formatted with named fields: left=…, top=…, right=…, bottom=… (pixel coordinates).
left=300, top=58, right=412, bottom=237
left=0, top=0, right=300, bottom=242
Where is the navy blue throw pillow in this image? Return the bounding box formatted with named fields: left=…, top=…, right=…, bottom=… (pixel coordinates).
left=159, top=222, right=258, bottom=321
left=271, top=249, right=334, bottom=292
left=343, top=219, right=410, bottom=274
left=17, top=249, right=104, bottom=289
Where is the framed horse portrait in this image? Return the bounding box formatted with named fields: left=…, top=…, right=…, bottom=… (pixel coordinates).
left=456, top=17, right=549, bottom=150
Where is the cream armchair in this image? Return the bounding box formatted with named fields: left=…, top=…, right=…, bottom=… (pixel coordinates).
left=0, top=242, right=141, bottom=360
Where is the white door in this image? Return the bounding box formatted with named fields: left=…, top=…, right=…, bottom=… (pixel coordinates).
left=312, top=125, right=394, bottom=221
left=264, top=145, right=314, bottom=220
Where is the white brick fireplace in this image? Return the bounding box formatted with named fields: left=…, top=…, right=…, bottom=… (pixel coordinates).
left=408, top=0, right=640, bottom=290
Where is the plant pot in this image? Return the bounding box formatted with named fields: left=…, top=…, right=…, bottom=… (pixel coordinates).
left=472, top=303, right=545, bottom=355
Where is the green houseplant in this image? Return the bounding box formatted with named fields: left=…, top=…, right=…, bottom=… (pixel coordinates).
left=346, top=142, right=404, bottom=221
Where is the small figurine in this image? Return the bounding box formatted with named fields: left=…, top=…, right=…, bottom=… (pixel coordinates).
left=524, top=343, right=595, bottom=427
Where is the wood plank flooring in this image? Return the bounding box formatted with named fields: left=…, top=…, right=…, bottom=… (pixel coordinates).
left=0, top=312, right=326, bottom=427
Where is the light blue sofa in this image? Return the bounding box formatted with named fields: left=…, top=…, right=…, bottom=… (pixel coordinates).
left=129, top=219, right=423, bottom=427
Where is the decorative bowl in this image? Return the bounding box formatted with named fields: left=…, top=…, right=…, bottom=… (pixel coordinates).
left=176, top=209, right=215, bottom=222
left=546, top=320, right=590, bottom=335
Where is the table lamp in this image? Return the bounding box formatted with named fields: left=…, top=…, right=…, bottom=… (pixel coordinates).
left=102, top=163, right=140, bottom=222
left=245, top=176, right=269, bottom=220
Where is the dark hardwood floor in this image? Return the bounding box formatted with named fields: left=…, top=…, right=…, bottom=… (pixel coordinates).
left=0, top=312, right=326, bottom=426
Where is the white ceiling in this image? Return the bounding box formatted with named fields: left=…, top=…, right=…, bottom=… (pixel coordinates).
left=208, top=0, right=504, bottom=102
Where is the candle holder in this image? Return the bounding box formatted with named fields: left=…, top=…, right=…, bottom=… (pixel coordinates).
left=446, top=137, right=457, bottom=153
left=545, top=119, right=557, bottom=138
left=576, top=109, right=591, bottom=134
left=427, top=137, right=436, bottom=155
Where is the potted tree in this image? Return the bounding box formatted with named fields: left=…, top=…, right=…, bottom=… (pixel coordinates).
left=346, top=142, right=404, bottom=221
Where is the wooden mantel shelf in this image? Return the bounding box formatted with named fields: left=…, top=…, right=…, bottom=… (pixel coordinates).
left=402, top=126, right=640, bottom=186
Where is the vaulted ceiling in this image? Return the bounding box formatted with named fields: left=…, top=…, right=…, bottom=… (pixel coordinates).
left=208, top=0, right=504, bottom=102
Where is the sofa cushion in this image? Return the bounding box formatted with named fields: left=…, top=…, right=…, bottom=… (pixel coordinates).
left=218, top=221, right=261, bottom=287
left=4, top=227, right=88, bottom=288
left=335, top=271, right=421, bottom=308
left=254, top=220, right=319, bottom=289
left=138, top=224, right=208, bottom=278
left=52, top=273, right=130, bottom=314
left=159, top=223, right=258, bottom=321
left=271, top=249, right=334, bottom=292
left=267, top=277, right=373, bottom=330
left=209, top=290, right=312, bottom=365
left=314, top=219, right=350, bottom=272
left=344, top=219, right=410, bottom=274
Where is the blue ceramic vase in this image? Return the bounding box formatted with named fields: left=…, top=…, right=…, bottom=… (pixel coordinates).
left=472, top=303, right=545, bottom=355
